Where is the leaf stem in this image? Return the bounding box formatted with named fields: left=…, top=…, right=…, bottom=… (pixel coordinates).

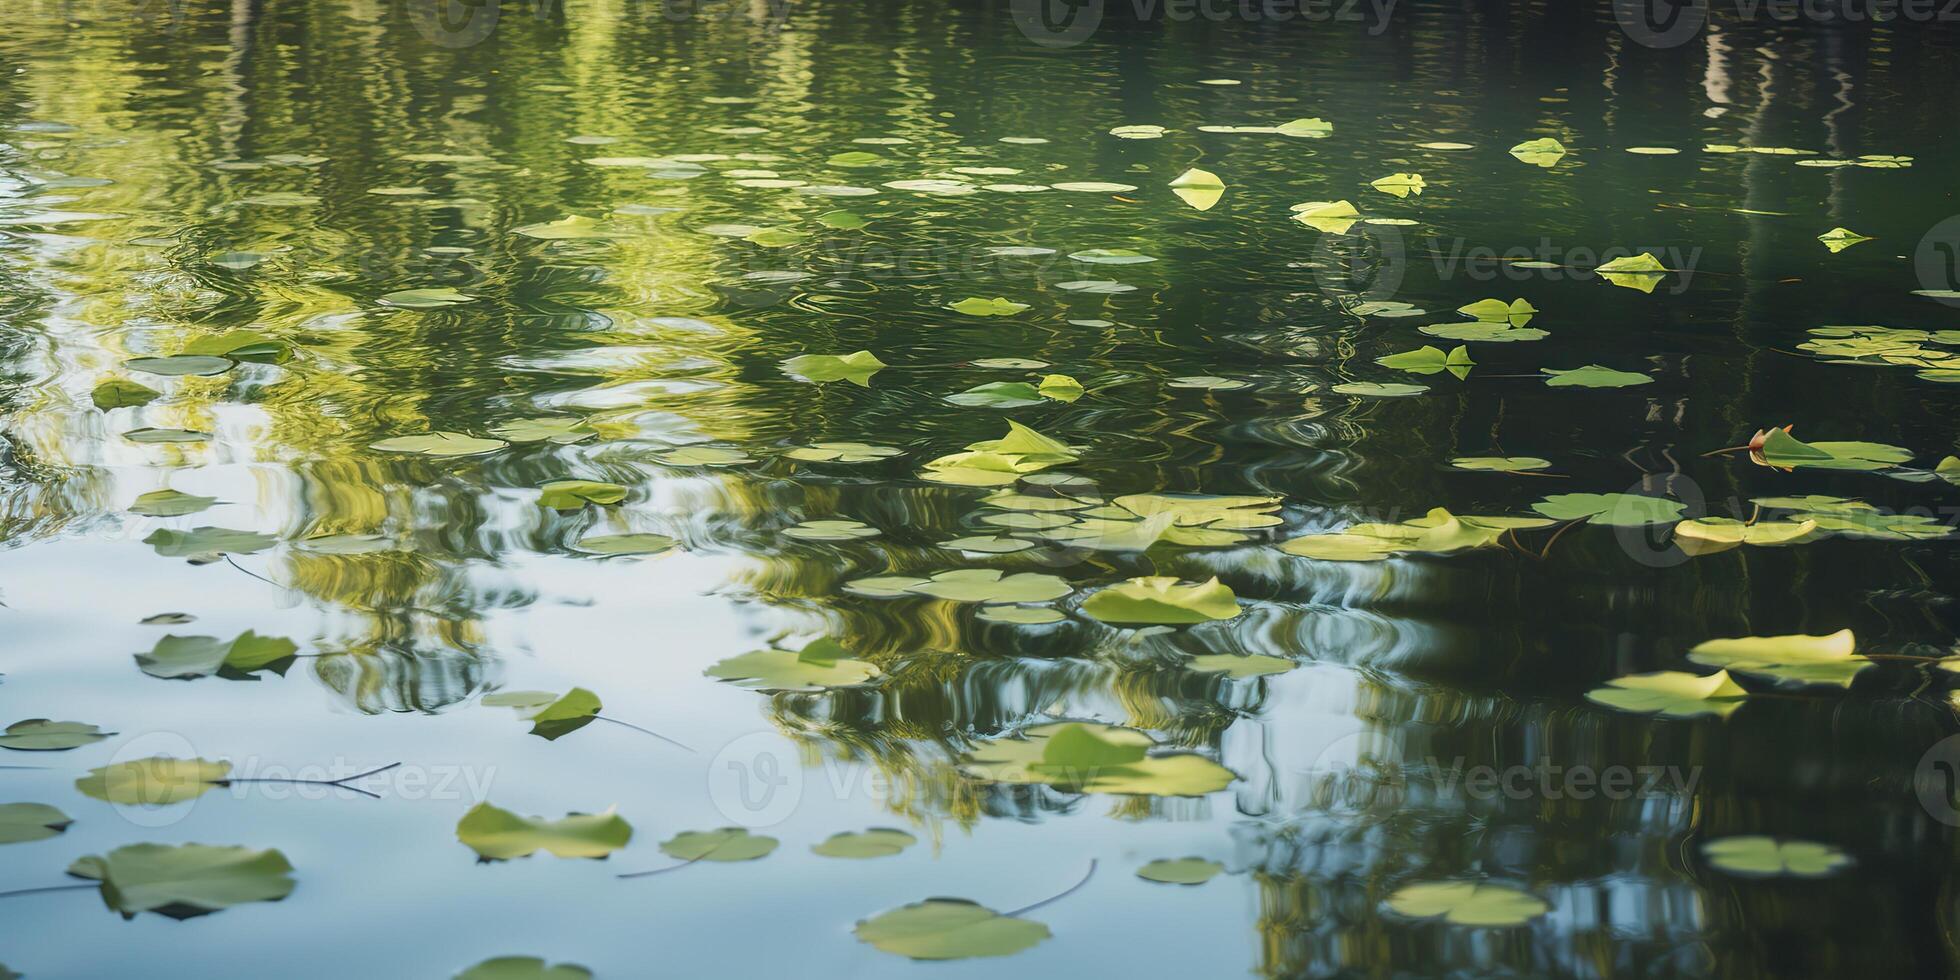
left=219, top=761, right=402, bottom=800
left=0, top=882, right=96, bottom=900
left=616, top=839, right=727, bottom=879
left=1003, top=859, right=1098, bottom=917
left=593, top=715, right=696, bottom=753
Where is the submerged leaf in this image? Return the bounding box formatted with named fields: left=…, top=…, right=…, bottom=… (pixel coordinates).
left=537, top=480, right=627, bottom=511
left=129, top=489, right=218, bottom=517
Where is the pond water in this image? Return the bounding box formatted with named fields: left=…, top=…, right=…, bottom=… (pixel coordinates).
left=3, top=1, right=1960, bottom=976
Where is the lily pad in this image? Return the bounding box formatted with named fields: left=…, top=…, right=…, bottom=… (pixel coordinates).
left=0, top=802, right=72, bottom=844
left=783, top=519, right=881, bottom=541
left=1068, top=249, right=1154, bottom=265
left=135, top=630, right=298, bottom=680
left=1168, top=375, right=1250, bottom=390
left=1817, top=227, right=1872, bottom=253
left=1386, top=881, right=1548, bottom=925
left=1672, top=518, right=1818, bottom=555
left=91, top=378, right=160, bottom=409
left=67, top=842, right=295, bottom=919
left=949, top=297, right=1031, bottom=317
left=855, top=899, right=1050, bottom=960
left=370, top=432, right=507, bottom=456
left=1532, top=493, right=1684, bottom=526
left=1450, top=456, right=1552, bottom=473
left=1542, top=364, right=1652, bottom=388
left=490, top=417, right=595, bottom=444
left=0, top=719, right=115, bottom=751
left=456, top=802, right=632, bottom=860
left=1702, top=836, right=1851, bottom=878
left=1332, top=381, right=1428, bottom=397
left=976, top=605, right=1066, bottom=624
left=782, top=350, right=887, bottom=386
left=1585, top=669, right=1748, bottom=718
left=1082, top=576, right=1239, bottom=625
left=946, top=381, right=1046, bottom=408
left=784, top=442, right=901, bottom=463
left=905, top=569, right=1071, bottom=604
left=123, top=427, right=209, bottom=444
left=813, top=828, right=917, bottom=859
left=659, top=827, right=777, bottom=862
left=144, top=526, right=277, bottom=558
left=1685, top=629, right=1869, bottom=688
left=1377, top=345, right=1474, bottom=377
left=1136, top=857, right=1223, bottom=885
left=129, top=489, right=218, bottom=517
left=1275, top=117, right=1333, bottom=138
left=75, top=757, right=231, bottom=805
left=124, top=355, right=234, bottom=377
left=654, top=446, right=753, bottom=466
left=574, top=533, right=678, bottom=556
left=1508, top=137, right=1567, bottom=167
left=512, top=215, right=627, bottom=240
left=1280, top=507, right=1553, bottom=561
left=1187, top=654, right=1296, bottom=678
left=454, top=957, right=593, bottom=980
left=537, top=480, right=627, bottom=511
left=963, top=721, right=1236, bottom=796
left=1756, top=428, right=1909, bottom=471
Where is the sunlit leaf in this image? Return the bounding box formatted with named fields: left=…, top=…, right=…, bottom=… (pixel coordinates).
left=1274, top=117, right=1333, bottom=138
left=129, top=489, right=218, bottom=517
left=91, top=378, right=160, bottom=409
left=135, top=630, right=297, bottom=680
left=1450, top=456, right=1551, bottom=473
left=370, top=432, right=508, bottom=457
left=1703, top=836, right=1851, bottom=878
left=491, top=417, right=595, bottom=444
left=512, top=215, right=628, bottom=240
left=1541, top=364, right=1652, bottom=388
left=783, top=519, right=881, bottom=541
left=537, top=480, right=627, bottom=511
left=784, top=441, right=901, bottom=463
left=123, top=427, right=208, bottom=444
left=1386, top=881, right=1548, bottom=925
left=1686, top=629, right=1869, bottom=687
left=1369, top=172, right=1425, bottom=197
left=1671, top=517, right=1818, bottom=555
left=1186, top=654, right=1295, bottom=678
left=949, top=297, right=1030, bottom=316
left=378, top=287, right=474, bottom=309
left=1585, top=669, right=1748, bottom=718
left=654, top=446, right=753, bottom=466
left=124, top=355, right=233, bottom=377
left=1280, top=507, right=1552, bottom=561
left=144, top=526, right=277, bottom=558
left=1593, top=252, right=1667, bottom=291
left=1331, top=381, right=1428, bottom=397
left=1169, top=167, right=1224, bottom=210
left=706, top=640, right=880, bottom=692
left=1508, top=137, right=1567, bottom=167
left=782, top=350, right=887, bottom=386
left=1532, top=492, right=1684, bottom=526
left=454, top=957, right=593, bottom=980
left=963, top=721, right=1236, bottom=796
left=574, top=533, right=678, bottom=556
left=1756, top=428, right=1909, bottom=471
left=1377, top=345, right=1474, bottom=377
left=1816, top=227, right=1872, bottom=253
left=1082, top=576, right=1239, bottom=625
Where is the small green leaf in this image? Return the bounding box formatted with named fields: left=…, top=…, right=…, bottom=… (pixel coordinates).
left=1585, top=670, right=1748, bottom=718
left=128, top=489, right=218, bottom=517
left=948, top=297, right=1031, bottom=317
left=1387, top=881, right=1548, bottom=925
left=1685, top=629, right=1868, bottom=688
left=855, top=899, right=1050, bottom=960
left=783, top=519, right=881, bottom=541
left=1450, top=456, right=1552, bottom=473
left=782, top=350, right=887, bottom=386
left=1082, top=576, right=1240, bottom=625
left=1541, top=364, right=1652, bottom=388
left=1816, top=227, right=1872, bottom=253
left=1532, top=493, right=1684, bottom=526
left=0, top=719, right=115, bottom=751
left=490, top=417, right=595, bottom=444
left=91, top=378, right=160, bottom=409
left=456, top=802, right=633, bottom=860
left=1332, top=381, right=1428, bottom=397
left=537, top=480, right=627, bottom=511
left=144, top=526, right=277, bottom=558
left=812, top=828, right=917, bottom=859
left=370, top=432, right=508, bottom=457
left=1508, top=137, right=1567, bottom=167
left=123, top=355, right=234, bottom=377
left=705, top=644, right=880, bottom=692
left=1702, top=836, right=1851, bottom=877
left=67, top=842, right=295, bottom=919
left=1186, top=654, right=1296, bottom=678
left=0, top=802, right=72, bottom=844
left=659, top=827, right=777, bottom=862
left=123, top=427, right=209, bottom=444
left=75, top=757, right=231, bottom=805
left=1169, top=167, right=1225, bottom=210
left=1136, top=857, right=1223, bottom=885
left=575, top=533, right=678, bottom=556
left=946, top=381, right=1046, bottom=408
left=454, top=957, right=593, bottom=980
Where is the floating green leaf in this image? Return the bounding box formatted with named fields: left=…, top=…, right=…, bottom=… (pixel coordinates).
left=1082, top=576, right=1239, bottom=625
left=538, top=480, right=627, bottom=511
left=1508, top=137, right=1567, bottom=167
left=963, top=722, right=1236, bottom=796
left=1542, top=364, right=1652, bottom=388
left=1137, top=857, right=1223, bottom=885
left=1702, top=836, right=1851, bottom=877
left=1816, top=227, right=1872, bottom=253
left=813, top=828, right=917, bottom=859
left=574, top=532, right=678, bottom=556
left=456, top=802, right=632, bottom=860
left=491, top=417, right=595, bottom=444
left=1586, top=670, right=1748, bottom=718
left=706, top=638, right=881, bottom=691
left=0, top=802, right=72, bottom=844
left=1671, top=517, right=1818, bottom=555
left=1187, top=654, right=1296, bottom=678
left=1686, top=629, right=1869, bottom=687
left=1386, top=881, right=1548, bottom=925
left=782, top=350, right=887, bottom=386
left=92, top=378, right=160, bottom=409
left=1369, top=172, right=1426, bottom=197
left=784, top=442, right=901, bottom=463
left=1532, top=493, right=1684, bottom=526
left=1332, top=381, right=1428, bottom=397
left=1457, top=297, right=1537, bottom=325
left=123, top=427, right=208, bottom=444
left=1756, top=428, right=1909, bottom=471
left=1593, top=252, right=1668, bottom=292
left=1377, top=345, right=1474, bottom=377
left=67, top=842, right=295, bottom=919
left=144, top=526, right=277, bottom=558
left=660, top=827, right=777, bottom=862
left=454, top=957, right=593, bottom=980
left=1450, top=456, right=1551, bottom=473
left=949, top=297, right=1030, bottom=317
left=370, top=432, right=507, bottom=457
left=129, top=489, right=218, bottom=517
left=76, top=757, right=231, bottom=805
left=0, top=719, right=114, bottom=751
left=855, top=899, right=1050, bottom=960
left=135, top=630, right=297, bottom=680
left=1167, top=375, right=1250, bottom=390
left=1169, top=167, right=1225, bottom=210
left=512, top=215, right=627, bottom=240
left=1275, top=117, right=1333, bottom=138
left=1291, top=199, right=1361, bottom=233
left=654, top=446, right=752, bottom=466
left=124, top=355, right=234, bottom=377
left=946, top=381, right=1046, bottom=408
left=1280, top=507, right=1553, bottom=561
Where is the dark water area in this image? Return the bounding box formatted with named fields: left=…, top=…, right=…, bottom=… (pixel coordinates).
left=1, top=1, right=1959, bottom=977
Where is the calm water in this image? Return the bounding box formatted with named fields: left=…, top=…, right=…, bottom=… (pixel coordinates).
left=3, top=1, right=1960, bottom=977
